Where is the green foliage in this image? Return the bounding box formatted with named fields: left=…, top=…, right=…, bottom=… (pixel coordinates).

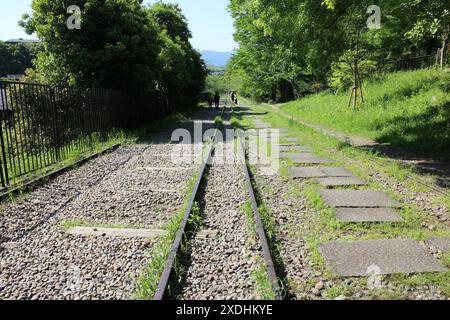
left=21, top=0, right=162, bottom=89
left=19, top=0, right=207, bottom=109
left=0, top=42, right=41, bottom=77
left=228, top=0, right=450, bottom=102
left=282, top=69, right=450, bottom=158
left=149, top=2, right=207, bottom=108
left=329, top=50, right=377, bottom=91
left=214, top=115, right=223, bottom=127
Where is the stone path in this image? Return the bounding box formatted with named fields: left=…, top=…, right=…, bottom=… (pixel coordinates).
left=289, top=167, right=353, bottom=178
left=319, top=239, right=446, bottom=276
left=316, top=177, right=367, bottom=187
left=279, top=145, right=311, bottom=153
left=334, top=208, right=403, bottom=222
left=283, top=153, right=336, bottom=164
left=319, top=190, right=401, bottom=208
left=257, top=115, right=448, bottom=281
left=427, top=238, right=450, bottom=253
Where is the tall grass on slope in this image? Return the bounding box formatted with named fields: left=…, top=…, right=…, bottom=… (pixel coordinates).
left=282, top=70, right=450, bottom=158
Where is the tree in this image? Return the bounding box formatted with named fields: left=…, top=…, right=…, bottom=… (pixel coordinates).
left=229, top=0, right=450, bottom=102
left=0, top=42, right=40, bottom=77
left=21, top=0, right=162, bottom=90
left=148, top=2, right=207, bottom=109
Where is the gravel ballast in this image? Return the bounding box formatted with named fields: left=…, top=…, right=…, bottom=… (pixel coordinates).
left=0, top=110, right=217, bottom=300
left=180, top=136, right=263, bottom=300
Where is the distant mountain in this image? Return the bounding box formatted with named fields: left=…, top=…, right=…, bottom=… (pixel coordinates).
left=201, top=51, right=233, bottom=67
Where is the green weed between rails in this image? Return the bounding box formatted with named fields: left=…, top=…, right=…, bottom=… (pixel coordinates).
left=236, top=101, right=450, bottom=299
left=281, top=69, right=450, bottom=159
left=241, top=201, right=276, bottom=300
left=134, top=118, right=212, bottom=300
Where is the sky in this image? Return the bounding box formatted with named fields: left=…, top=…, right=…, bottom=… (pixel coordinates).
left=0, top=0, right=237, bottom=52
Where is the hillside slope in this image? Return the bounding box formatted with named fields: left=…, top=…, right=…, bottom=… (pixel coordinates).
left=281, top=70, right=450, bottom=159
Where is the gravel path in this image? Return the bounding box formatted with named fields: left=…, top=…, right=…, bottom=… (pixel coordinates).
left=0, top=148, right=132, bottom=242
left=0, top=109, right=217, bottom=300
left=252, top=170, right=317, bottom=300
left=180, top=136, right=262, bottom=300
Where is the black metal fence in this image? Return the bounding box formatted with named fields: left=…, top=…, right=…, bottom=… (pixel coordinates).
left=0, top=80, right=169, bottom=188
left=378, top=51, right=449, bottom=73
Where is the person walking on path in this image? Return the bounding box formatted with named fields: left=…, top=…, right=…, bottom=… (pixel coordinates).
left=207, top=94, right=213, bottom=108
left=214, top=92, right=220, bottom=109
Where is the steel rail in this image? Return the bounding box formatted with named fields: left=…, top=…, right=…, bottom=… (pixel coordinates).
left=153, top=105, right=226, bottom=300
left=236, top=130, right=283, bottom=300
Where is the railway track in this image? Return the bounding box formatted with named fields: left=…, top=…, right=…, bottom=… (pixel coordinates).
left=153, top=103, right=281, bottom=300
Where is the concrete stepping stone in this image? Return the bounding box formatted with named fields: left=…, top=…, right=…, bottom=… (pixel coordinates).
left=319, top=190, right=401, bottom=208
left=427, top=238, right=450, bottom=253
left=334, top=208, right=403, bottom=222
left=265, top=133, right=289, bottom=138
left=321, top=167, right=354, bottom=176
left=279, top=145, right=311, bottom=152
left=289, top=167, right=326, bottom=178
left=281, top=152, right=309, bottom=158
left=285, top=153, right=335, bottom=164
left=284, top=137, right=300, bottom=143
left=289, top=167, right=354, bottom=178
left=262, top=137, right=281, bottom=143
left=319, top=239, right=446, bottom=276
left=66, top=227, right=168, bottom=238
left=316, top=177, right=367, bottom=187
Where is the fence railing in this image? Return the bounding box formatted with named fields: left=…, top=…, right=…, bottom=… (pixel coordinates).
left=378, top=50, right=449, bottom=73
left=0, top=80, right=169, bottom=188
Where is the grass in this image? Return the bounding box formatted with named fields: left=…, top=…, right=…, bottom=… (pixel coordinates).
left=5, top=130, right=128, bottom=188
left=134, top=166, right=201, bottom=300
left=232, top=99, right=450, bottom=299
left=241, top=201, right=276, bottom=300
left=281, top=69, right=450, bottom=159
left=134, top=111, right=212, bottom=300
left=214, top=115, right=223, bottom=128
left=231, top=108, right=285, bottom=300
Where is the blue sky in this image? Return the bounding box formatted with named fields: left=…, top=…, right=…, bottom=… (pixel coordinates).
left=0, top=0, right=237, bottom=52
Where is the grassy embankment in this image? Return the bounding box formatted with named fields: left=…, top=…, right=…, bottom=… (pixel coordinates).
left=281, top=69, right=450, bottom=159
